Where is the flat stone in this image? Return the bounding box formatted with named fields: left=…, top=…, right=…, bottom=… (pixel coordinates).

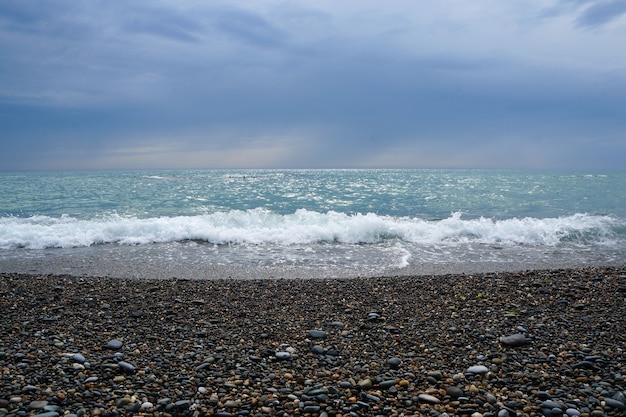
left=118, top=361, right=136, bottom=374
left=467, top=365, right=489, bottom=374
left=604, top=398, right=626, bottom=410
left=499, top=333, right=528, bottom=347
left=311, top=345, right=325, bottom=354
left=446, top=386, right=464, bottom=398
left=275, top=351, right=291, bottom=360
left=308, top=330, right=327, bottom=339
left=175, top=400, right=191, bottom=409
left=418, top=394, right=440, bottom=404
left=29, top=401, right=49, bottom=409
left=380, top=380, right=397, bottom=389
left=106, top=339, right=123, bottom=350
left=72, top=353, right=86, bottom=363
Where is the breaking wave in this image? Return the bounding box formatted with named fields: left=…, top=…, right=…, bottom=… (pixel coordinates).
left=1, top=210, right=622, bottom=250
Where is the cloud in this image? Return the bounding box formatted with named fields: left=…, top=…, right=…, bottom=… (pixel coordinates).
left=213, top=9, right=287, bottom=48
left=575, top=0, right=626, bottom=28
left=539, top=0, right=626, bottom=28
left=0, top=1, right=625, bottom=170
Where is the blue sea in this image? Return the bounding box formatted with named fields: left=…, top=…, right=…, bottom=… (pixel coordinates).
left=1, top=169, right=625, bottom=279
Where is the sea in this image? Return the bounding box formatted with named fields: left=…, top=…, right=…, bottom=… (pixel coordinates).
left=1, top=169, right=625, bottom=279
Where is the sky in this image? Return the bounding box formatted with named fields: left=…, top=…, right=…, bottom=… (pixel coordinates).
left=1, top=0, right=625, bottom=171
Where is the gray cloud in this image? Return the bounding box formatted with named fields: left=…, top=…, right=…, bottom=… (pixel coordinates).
left=0, top=1, right=625, bottom=170
left=575, top=0, right=626, bottom=27
left=539, top=0, right=626, bottom=28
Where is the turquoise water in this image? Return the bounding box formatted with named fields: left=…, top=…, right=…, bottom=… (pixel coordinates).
left=1, top=169, right=624, bottom=278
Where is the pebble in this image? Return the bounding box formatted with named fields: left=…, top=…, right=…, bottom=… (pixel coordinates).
left=418, top=394, right=441, bottom=404
left=604, top=398, right=626, bottom=410
left=499, top=333, right=528, bottom=347
left=446, top=386, right=464, bottom=398
left=29, top=401, right=49, bottom=409
left=118, top=361, right=136, bottom=374
left=275, top=351, right=291, bottom=360
left=387, top=357, right=401, bottom=368
left=0, top=267, right=624, bottom=417
left=106, top=339, right=123, bottom=350
left=467, top=365, right=489, bottom=374
left=308, top=330, right=327, bottom=339
left=72, top=353, right=86, bottom=363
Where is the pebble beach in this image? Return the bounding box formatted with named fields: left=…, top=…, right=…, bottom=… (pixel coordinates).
left=1, top=267, right=625, bottom=417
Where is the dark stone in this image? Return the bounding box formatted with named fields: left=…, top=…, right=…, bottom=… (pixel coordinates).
left=604, top=398, right=625, bottom=410
left=118, top=361, right=136, bottom=374
left=446, top=386, right=464, bottom=399
left=387, top=357, right=401, bottom=368
left=308, top=330, right=327, bottom=339
left=311, top=345, right=325, bottom=354
left=499, top=334, right=528, bottom=347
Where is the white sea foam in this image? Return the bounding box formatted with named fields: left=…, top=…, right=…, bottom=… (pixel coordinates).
left=0, top=210, right=622, bottom=250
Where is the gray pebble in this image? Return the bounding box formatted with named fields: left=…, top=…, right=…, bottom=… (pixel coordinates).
left=106, top=339, right=123, bottom=350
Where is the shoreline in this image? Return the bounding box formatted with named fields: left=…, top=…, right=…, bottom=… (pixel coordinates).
left=1, top=266, right=625, bottom=416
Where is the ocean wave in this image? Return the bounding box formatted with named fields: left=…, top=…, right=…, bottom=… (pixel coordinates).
left=0, top=210, right=623, bottom=250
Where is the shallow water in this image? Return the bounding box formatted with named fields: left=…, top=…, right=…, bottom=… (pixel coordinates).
left=1, top=169, right=625, bottom=278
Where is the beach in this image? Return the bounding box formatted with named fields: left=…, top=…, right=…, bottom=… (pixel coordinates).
left=1, top=266, right=625, bottom=417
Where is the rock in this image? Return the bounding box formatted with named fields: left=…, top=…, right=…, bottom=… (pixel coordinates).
left=140, top=402, right=154, bottom=409
left=175, top=400, right=191, bottom=409
left=29, top=401, right=49, bottom=409
left=275, top=351, right=291, bottom=360
left=467, top=365, right=489, bottom=374
left=311, top=345, right=325, bottom=354
left=118, top=361, right=136, bottom=374
left=380, top=379, right=397, bottom=389
left=308, top=330, right=327, bottom=339
left=72, top=353, right=86, bottom=363
left=358, top=378, right=373, bottom=389
left=106, top=339, right=123, bottom=350
left=418, top=394, right=440, bottom=404
left=387, top=357, right=401, bottom=368
left=604, top=398, right=626, bottom=410
left=446, top=386, right=464, bottom=398
left=499, top=333, right=528, bottom=347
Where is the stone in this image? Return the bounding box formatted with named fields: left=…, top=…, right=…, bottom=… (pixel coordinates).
left=380, top=380, right=397, bottom=389
left=308, top=330, right=327, bottom=339
left=358, top=378, right=373, bottom=389
left=418, top=394, right=440, bottom=404
left=275, top=351, right=291, bottom=360
left=604, top=398, right=626, bottom=410
left=499, top=334, right=528, bottom=347
left=446, top=386, right=464, bottom=398
left=106, top=339, right=123, bottom=350
left=118, top=361, right=136, bottom=374
left=29, top=401, right=49, bottom=409
left=387, top=357, right=401, bottom=368
left=467, top=365, right=489, bottom=374
left=72, top=353, right=86, bottom=363
left=311, top=345, right=325, bottom=354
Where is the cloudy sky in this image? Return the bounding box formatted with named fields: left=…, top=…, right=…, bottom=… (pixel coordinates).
left=1, top=0, right=625, bottom=171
